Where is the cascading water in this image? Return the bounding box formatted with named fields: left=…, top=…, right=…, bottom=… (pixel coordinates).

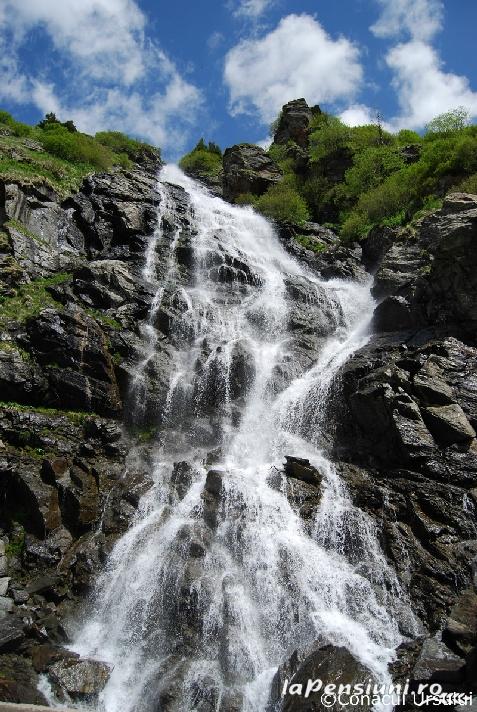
left=71, top=165, right=415, bottom=712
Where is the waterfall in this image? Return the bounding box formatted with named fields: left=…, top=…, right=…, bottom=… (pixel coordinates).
left=71, top=166, right=413, bottom=712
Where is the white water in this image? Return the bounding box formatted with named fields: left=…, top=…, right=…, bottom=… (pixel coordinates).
left=72, top=166, right=414, bottom=712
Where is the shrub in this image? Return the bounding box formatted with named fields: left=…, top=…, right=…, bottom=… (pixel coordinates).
left=255, top=183, right=310, bottom=224
left=39, top=126, right=117, bottom=170
left=309, top=115, right=351, bottom=163
left=457, top=173, right=477, bottom=194
left=179, top=139, right=222, bottom=178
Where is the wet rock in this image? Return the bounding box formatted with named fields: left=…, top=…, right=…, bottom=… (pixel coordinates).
left=0, top=618, right=25, bottom=653
left=278, top=644, right=375, bottom=712
left=422, top=404, right=476, bottom=446
left=48, top=656, right=112, bottom=702
left=0, top=653, right=48, bottom=705
left=444, top=588, right=477, bottom=656
left=202, top=470, right=224, bottom=529
left=373, top=295, right=415, bottom=332
left=284, top=457, right=322, bottom=487
left=412, top=636, right=465, bottom=683
left=222, top=144, right=282, bottom=202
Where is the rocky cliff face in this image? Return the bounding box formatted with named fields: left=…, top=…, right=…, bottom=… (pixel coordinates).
left=0, top=163, right=162, bottom=703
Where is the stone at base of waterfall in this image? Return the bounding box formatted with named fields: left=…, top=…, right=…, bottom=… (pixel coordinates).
left=269, top=644, right=375, bottom=712
left=48, top=657, right=112, bottom=702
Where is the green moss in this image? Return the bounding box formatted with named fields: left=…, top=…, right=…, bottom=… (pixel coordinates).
left=0, top=400, right=92, bottom=424
left=0, top=272, right=71, bottom=326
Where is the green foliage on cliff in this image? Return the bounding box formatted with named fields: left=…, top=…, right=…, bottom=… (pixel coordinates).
left=0, top=109, right=159, bottom=196
left=261, top=106, right=477, bottom=241
left=179, top=138, right=222, bottom=179
left=255, top=184, right=310, bottom=224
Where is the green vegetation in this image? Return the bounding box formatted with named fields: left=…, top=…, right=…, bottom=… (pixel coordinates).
left=85, top=307, right=122, bottom=330
left=0, top=273, right=71, bottom=326
left=5, top=527, right=25, bottom=558
left=179, top=138, right=222, bottom=180
left=0, top=400, right=92, bottom=425
left=294, top=234, right=327, bottom=253
left=0, top=109, right=159, bottom=197
left=253, top=106, right=477, bottom=241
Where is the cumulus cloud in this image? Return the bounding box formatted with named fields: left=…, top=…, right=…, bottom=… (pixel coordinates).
left=224, top=14, right=363, bottom=123
left=371, top=0, right=443, bottom=42
left=386, top=41, right=477, bottom=129
left=0, top=0, right=203, bottom=153
left=340, top=104, right=377, bottom=127
left=369, top=0, right=477, bottom=129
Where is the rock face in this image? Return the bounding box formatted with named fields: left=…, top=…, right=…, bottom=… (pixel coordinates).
left=222, top=143, right=282, bottom=202
left=320, top=192, right=477, bottom=692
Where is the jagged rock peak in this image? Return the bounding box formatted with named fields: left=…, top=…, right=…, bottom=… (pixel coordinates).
left=273, top=98, right=321, bottom=148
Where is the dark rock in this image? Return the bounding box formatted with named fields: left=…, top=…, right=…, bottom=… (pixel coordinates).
left=222, top=144, right=282, bottom=202
left=279, top=644, right=375, bottom=712
left=422, top=404, right=476, bottom=446
left=444, top=588, right=477, bottom=656
left=0, top=617, right=25, bottom=653
left=284, top=457, right=322, bottom=487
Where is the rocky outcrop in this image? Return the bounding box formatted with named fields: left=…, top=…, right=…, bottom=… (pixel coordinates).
left=273, top=98, right=319, bottom=149
left=222, top=144, right=282, bottom=202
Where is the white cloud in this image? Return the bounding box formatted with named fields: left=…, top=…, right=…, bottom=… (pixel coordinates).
left=386, top=41, right=477, bottom=129
left=0, top=0, right=203, bottom=153
left=371, top=0, right=443, bottom=42
left=233, top=0, right=275, bottom=20
left=224, top=14, right=363, bottom=123
left=340, top=104, right=376, bottom=127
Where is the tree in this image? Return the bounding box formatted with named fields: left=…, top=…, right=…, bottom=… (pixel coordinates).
left=426, top=107, right=469, bottom=135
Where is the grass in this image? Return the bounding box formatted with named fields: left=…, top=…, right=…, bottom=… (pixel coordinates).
left=0, top=132, right=97, bottom=198
left=0, top=272, right=71, bottom=326
left=0, top=400, right=93, bottom=425
left=85, top=307, right=122, bottom=330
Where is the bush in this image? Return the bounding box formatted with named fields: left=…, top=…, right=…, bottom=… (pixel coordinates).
left=95, top=130, right=157, bottom=163
left=255, top=183, right=310, bottom=224
left=309, top=115, right=351, bottom=163
left=457, top=173, right=477, bottom=194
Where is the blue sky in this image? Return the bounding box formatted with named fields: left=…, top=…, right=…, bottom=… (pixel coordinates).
left=0, top=0, right=476, bottom=159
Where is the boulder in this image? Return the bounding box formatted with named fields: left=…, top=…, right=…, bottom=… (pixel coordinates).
left=412, top=636, right=465, bottom=683
left=275, top=644, right=375, bottom=712
left=48, top=656, right=112, bottom=702
left=222, top=144, right=282, bottom=202
left=422, top=404, right=476, bottom=446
